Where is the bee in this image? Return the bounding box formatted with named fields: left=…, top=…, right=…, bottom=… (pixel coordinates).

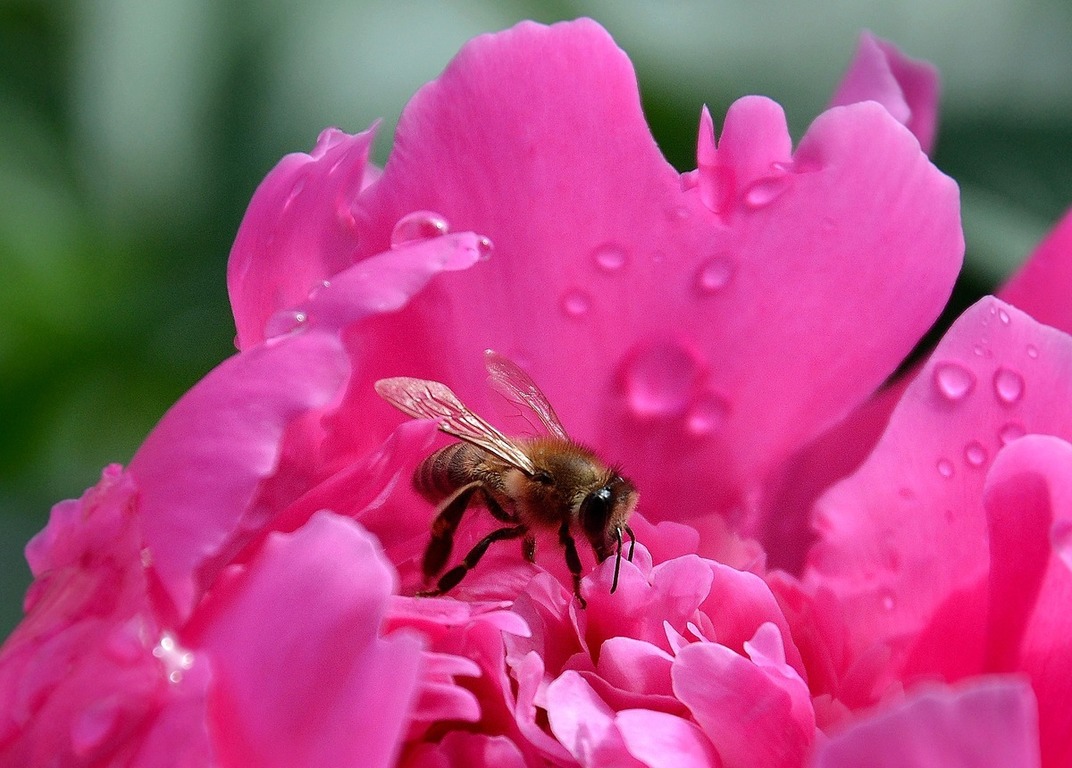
left=375, top=350, right=638, bottom=607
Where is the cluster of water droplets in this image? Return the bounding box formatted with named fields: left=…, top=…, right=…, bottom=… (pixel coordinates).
left=928, top=311, right=1034, bottom=480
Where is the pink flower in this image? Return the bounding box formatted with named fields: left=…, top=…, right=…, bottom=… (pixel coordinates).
left=2, top=17, right=1069, bottom=768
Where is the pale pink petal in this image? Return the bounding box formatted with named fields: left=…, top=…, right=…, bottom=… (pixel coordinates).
left=546, top=670, right=643, bottom=767
left=228, top=127, right=374, bottom=349
left=999, top=206, right=1072, bottom=334
left=807, top=297, right=1072, bottom=669
left=812, top=677, right=1040, bottom=768
left=596, top=636, right=675, bottom=698
left=829, top=31, right=940, bottom=152
left=340, top=19, right=961, bottom=546
left=982, top=435, right=1072, bottom=767
left=617, top=709, right=721, bottom=768
left=187, top=512, right=421, bottom=768
left=673, top=630, right=815, bottom=768
left=129, top=330, right=348, bottom=619
left=513, top=651, right=576, bottom=765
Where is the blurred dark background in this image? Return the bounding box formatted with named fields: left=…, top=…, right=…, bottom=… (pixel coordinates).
left=3, top=0, right=1071, bottom=637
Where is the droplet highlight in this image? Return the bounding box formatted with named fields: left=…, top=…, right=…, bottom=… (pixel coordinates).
left=743, top=175, right=790, bottom=208
left=560, top=289, right=591, bottom=318
left=476, top=236, right=494, bottom=261
left=695, top=256, right=735, bottom=295
left=964, top=441, right=988, bottom=468
left=992, top=367, right=1025, bottom=405
left=264, top=309, right=307, bottom=338
left=936, top=458, right=955, bottom=479
left=592, top=243, right=627, bottom=272
left=932, top=361, right=975, bottom=402
left=390, top=210, right=450, bottom=248
left=686, top=393, right=729, bottom=435
left=620, top=340, right=702, bottom=419
left=1026, top=344, right=1039, bottom=359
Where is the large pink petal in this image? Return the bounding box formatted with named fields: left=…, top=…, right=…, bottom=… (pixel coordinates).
left=546, top=670, right=643, bottom=767
left=812, top=677, right=1040, bottom=768
left=617, top=709, right=721, bottom=768
left=983, top=436, right=1072, bottom=768
left=806, top=297, right=1072, bottom=669
left=187, top=512, right=421, bottom=768
left=999, top=206, right=1072, bottom=334
left=228, top=127, right=375, bottom=349
left=829, top=31, right=940, bottom=153
left=345, top=19, right=961, bottom=546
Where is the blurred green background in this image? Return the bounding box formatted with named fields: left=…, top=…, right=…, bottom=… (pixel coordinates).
left=2, top=0, right=1071, bottom=637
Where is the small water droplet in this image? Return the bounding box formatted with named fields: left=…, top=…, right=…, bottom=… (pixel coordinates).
left=309, top=279, right=332, bottom=299
left=264, top=309, right=307, bottom=338
left=936, top=458, right=955, bottom=479
left=71, top=699, right=120, bottom=755
left=620, top=340, right=703, bottom=419
left=964, top=441, right=988, bottom=468
left=743, top=175, right=790, bottom=208
left=998, top=308, right=1010, bottom=325
left=993, top=367, right=1025, bottom=405
left=560, top=289, right=591, bottom=318
left=1052, top=520, right=1072, bottom=572
left=695, top=256, right=735, bottom=295
left=1026, top=344, right=1039, bottom=359
left=932, top=361, right=975, bottom=402
left=686, top=393, right=729, bottom=435
left=390, top=210, right=450, bottom=248
left=878, top=589, right=896, bottom=612
left=999, top=421, right=1026, bottom=445
left=476, top=236, right=494, bottom=261
left=592, top=243, right=627, bottom=272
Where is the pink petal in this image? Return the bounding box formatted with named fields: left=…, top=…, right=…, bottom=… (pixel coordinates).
left=617, top=709, right=721, bottom=768
left=129, top=330, right=348, bottom=620
left=338, top=19, right=961, bottom=547
left=829, top=31, right=940, bottom=153
left=187, top=511, right=421, bottom=768
left=812, top=677, right=1041, bottom=768
left=228, top=127, right=375, bottom=349
left=672, top=629, right=815, bottom=768
left=596, top=636, right=676, bottom=698
left=404, top=732, right=528, bottom=768
left=1000, top=206, right=1072, bottom=334
left=546, top=670, right=643, bottom=767
left=983, top=435, right=1072, bottom=767
left=806, top=297, right=1072, bottom=671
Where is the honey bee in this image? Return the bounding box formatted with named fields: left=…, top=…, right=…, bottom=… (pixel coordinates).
left=375, top=350, right=637, bottom=607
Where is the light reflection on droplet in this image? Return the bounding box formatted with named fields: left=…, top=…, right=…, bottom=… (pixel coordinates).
left=932, top=362, right=975, bottom=402
left=560, top=289, right=591, bottom=318
left=992, top=367, right=1025, bottom=405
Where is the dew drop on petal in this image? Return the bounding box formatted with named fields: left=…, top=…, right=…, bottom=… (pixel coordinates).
left=560, top=289, right=591, bottom=318
left=1026, top=344, right=1039, bottom=359
left=695, top=256, right=735, bottom=295
left=264, top=309, right=308, bottom=338
left=992, top=367, right=1025, bottom=405
left=998, top=308, right=1010, bottom=325
left=686, top=393, right=729, bottom=435
left=620, top=340, right=702, bottom=419
left=592, top=243, right=627, bottom=272
left=743, top=175, right=791, bottom=208
left=936, top=458, right=955, bottom=479
left=1052, top=519, right=1072, bottom=572
left=999, top=421, right=1026, bottom=445
left=390, top=210, right=450, bottom=248
left=932, top=361, right=975, bottom=402
left=964, top=441, right=988, bottom=468
left=477, top=236, right=494, bottom=261
left=878, top=588, right=896, bottom=612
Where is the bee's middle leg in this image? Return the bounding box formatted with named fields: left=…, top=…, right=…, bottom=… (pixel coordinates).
left=419, top=524, right=528, bottom=597
left=423, top=481, right=483, bottom=579
left=559, top=520, right=587, bottom=608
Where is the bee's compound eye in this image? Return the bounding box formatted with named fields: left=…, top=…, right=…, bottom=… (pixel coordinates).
left=580, top=487, right=613, bottom=538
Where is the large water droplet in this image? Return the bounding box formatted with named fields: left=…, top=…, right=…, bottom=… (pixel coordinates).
left=592, top=243, right=627, bottom=272
left=390, top=210, right=450, bottom=248
left=993, top=367, right=1025, bottom=405
left=936, top=458, right=955, bottom=479
left=695, top=256, right=735, bottom=295
left=932, top=361, right=975, bottom=401
left=999, top=421, right=1026, bottom=445
left=743, top=175, right=790, bottom=208
left=620, top=340, right=702, bottom=419
left=686, top=393, right=729, bottom=435
left=560, top=289, right=591, bottom=318
left=964, top=441, right=988, bottom=468
left=264, top=309, right=307, bottom=338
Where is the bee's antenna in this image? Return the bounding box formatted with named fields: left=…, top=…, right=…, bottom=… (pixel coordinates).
left=625, top=524, right=636, bottom=562
left=611, top=526, right=624, bottom=593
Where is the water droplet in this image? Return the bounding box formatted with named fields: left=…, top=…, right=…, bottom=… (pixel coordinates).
left=153, top=633, right=194, bottom=685
left=592, top=243, right=627, bottom=272
left=743, top=175, right=790, bottom=208
left=878, top=588, right=896, bottom=612
left=560, top=289, right=591, bottom=318
left=71, top=699, right=120, bottom=755
left=264, top=309, right=307, bottom=338
left=309, top=279, right=332, bottom=299
left=1052, top=519, right=1072, bottom=572
left=695, top=256, right=735, bottom=295
left=390, top=210, right=450, bottom=248
left=932, top=361, right=975, bottom=401
left=964, top=441, right=988, bottom=468
left=999, top=421, right=1026, bottom=445
left=686, top=393, right=729, bottom=435
left=1026, top=344, right=1039, bottom=359
left=998, top=308, right=1010, bottom=325
left=993, top=367, right=1025, bottom=405
left=620, top=340, right=703, bottom=419
left=936, top=458, right=955, bottom=479
left=477, top=236, right=494, bottom=261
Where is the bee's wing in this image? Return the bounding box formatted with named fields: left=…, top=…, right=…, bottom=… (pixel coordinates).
left=375, top=375, right=536, bottom=475
left=484, top=350, right=570, bottom=441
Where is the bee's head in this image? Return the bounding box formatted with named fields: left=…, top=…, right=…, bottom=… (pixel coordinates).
left=579, top=474, right=638, bottom=592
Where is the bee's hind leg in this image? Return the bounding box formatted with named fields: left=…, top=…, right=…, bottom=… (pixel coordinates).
left=423, top=481, right=483, bottom=579
left=419, top=524, right=529, bottom=597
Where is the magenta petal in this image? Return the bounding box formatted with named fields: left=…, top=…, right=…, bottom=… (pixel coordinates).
left=228, top=127, right=375, bottom=349
left=617, top=709, right=721, bottom=767
left=829, top=31, right=940, bottom=153
left=129, top=330, right=347, bottom=619
left=546, top=670, right=641, bottom=767
left=813, top=677, right=1041, bottom=768
left=1000, top=206, right=1072, bottom=334
left=405, top=732, right=528, bottom=768
left=189, top=511, right=421, bottom=768
left=807, top=297, right=1072, bottom=668
left=983, top=435, right=1072, bottom=766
